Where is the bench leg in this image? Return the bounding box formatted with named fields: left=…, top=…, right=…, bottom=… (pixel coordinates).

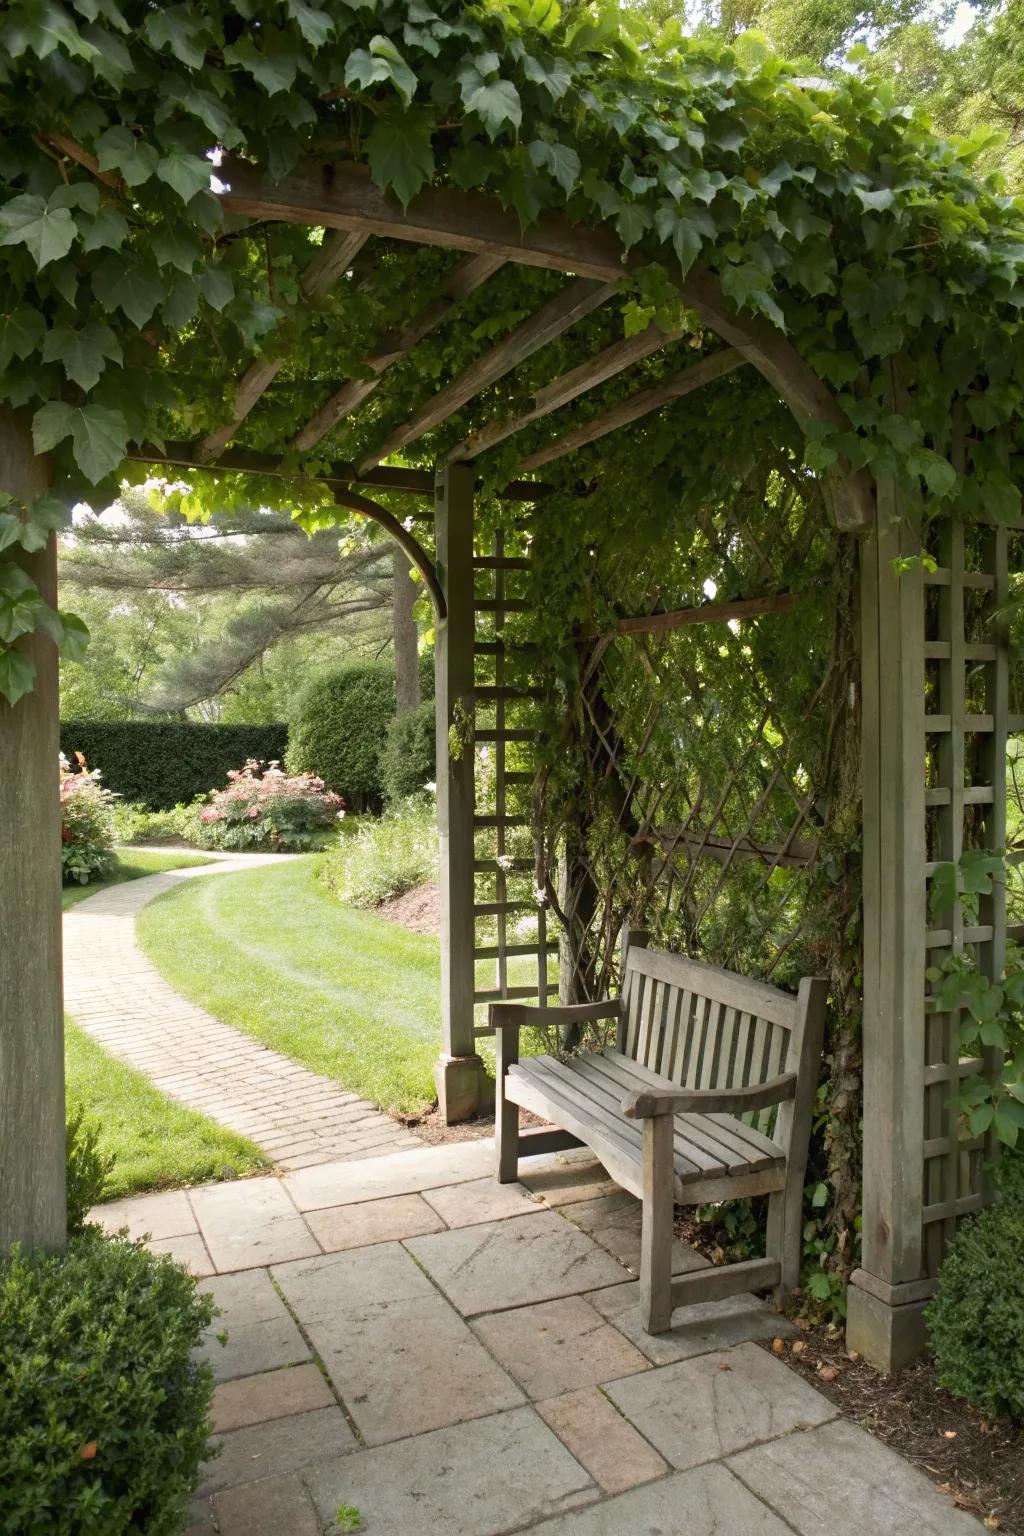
left=640, top=1114, right=675, bottom=1334
left=494, top=1025, right=520, bottom=1183
left=766, top=1180, right=801, bottom=1305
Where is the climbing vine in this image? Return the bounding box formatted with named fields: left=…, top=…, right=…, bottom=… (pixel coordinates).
left=1, top=0, right=1023, bottom=699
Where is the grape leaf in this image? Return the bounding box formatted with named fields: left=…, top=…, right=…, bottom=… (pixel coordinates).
left=95, top=125, right=159, bottom=187
left=42, top=320, right=123, bottom=392
left=0, top=194, right=77, bottom=269
left=367, top=111, right=435, bottom=210
left=156, top=145, right=212, bottom=203
left=0, top=648, right=36, bottom=706
left=32, top=401, right=127, bottom=482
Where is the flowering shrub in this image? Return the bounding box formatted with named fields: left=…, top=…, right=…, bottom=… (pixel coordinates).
left=60, top=753, right=117, bottom=886
left=192, top=760, right=343, bottom=851
left=318, top=792, right=437, bottom=907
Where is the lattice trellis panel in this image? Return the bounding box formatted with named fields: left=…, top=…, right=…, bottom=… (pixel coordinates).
left=922, top=517, right=1024, bottom=1275
left=533, top=478, right=856, bottom=1016
left=470, top=530, right=557, bottom=1020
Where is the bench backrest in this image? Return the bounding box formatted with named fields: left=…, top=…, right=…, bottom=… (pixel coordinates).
left=618, top=936, right=823, bottom=1138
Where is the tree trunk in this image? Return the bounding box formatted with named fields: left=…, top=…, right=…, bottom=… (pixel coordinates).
left=393, top=543, right=420, bottom=714
left=0, top=407, right=66, bottom=1253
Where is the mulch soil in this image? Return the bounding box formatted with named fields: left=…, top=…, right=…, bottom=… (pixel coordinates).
left=758, top=1322, right=1023, bottom=1532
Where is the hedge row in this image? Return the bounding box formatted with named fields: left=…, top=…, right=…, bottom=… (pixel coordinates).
left=60, top=720, right=289, bottom=810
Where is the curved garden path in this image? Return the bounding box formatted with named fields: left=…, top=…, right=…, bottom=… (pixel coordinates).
left=63, top=851, right=418, bottom=1170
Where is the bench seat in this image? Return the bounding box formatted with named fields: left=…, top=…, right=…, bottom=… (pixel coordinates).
left=506, top=1050, right=786, bottom=1202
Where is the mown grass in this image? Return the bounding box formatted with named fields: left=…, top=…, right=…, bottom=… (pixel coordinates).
left=137, top=857, right=442, bottom=1115
left=62, top=847, right=214, bottom=911
left=65, top=1020, right=265, bottom=1200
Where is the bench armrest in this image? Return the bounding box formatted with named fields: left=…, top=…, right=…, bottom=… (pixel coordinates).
left=486, top=1000, right=621, bottom=1034
left=622, top=1072, right=798, bottom=1119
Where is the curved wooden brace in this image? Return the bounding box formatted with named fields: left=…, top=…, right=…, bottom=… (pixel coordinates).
left=332, top=485, right=446, bottom=621
left=220, top=160, right=874, bottom=530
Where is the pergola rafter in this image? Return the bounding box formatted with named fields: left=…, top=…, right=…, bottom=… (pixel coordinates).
left=192, top=229, right=368, bottom=464
left=290, top=251, right=505, bottom=453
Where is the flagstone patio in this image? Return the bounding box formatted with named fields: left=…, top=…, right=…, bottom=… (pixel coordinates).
left=93, top=1141, right=982, bottom=1536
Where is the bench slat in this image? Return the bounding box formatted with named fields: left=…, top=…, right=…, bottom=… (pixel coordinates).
left=572, top=1053, right=729, bottom=1175
left=624, top=947, right=799, bottom=1030
left=568, top=1054, right=711, bottom=1177
left=601, top=1050, right=784, bottom=1169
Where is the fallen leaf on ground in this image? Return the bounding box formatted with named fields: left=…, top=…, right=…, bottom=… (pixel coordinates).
left=770, top=1337, right=786, bottom=1355
left=943, top=1430, right=958, bottom=1440
left=817, top=1363, right=839, bottom=1382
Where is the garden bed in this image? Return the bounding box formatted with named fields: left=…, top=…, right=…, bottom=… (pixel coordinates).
left=763, top=1322, right=1022, bottom=1532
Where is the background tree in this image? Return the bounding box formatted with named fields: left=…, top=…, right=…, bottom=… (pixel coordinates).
left=59, top=486, right=425, bottom=720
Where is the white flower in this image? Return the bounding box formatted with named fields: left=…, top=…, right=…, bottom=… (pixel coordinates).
left=425, top=781, right=437, bottom=795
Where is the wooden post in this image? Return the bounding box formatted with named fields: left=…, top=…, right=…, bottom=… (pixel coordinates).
left=392, top=544, right=421, bottom=715
left=434, top=463, right=485, bottom=1121
left=846, top=481, right=929, bottom=1369
left=0, top=407, right=66, bottom=1253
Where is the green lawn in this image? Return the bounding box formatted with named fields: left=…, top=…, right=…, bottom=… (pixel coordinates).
left=65, top=1020, right=265, bottom=1200
left=62, top=847, right=214, bottom=911
left=138, top=858, right=443, bottom=1115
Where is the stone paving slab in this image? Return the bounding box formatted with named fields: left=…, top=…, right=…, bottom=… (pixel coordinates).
left=471, top=1295, right=651, bottom=1399
left=304, top=1190, right=446, bottom=1251
left=535, top=1388, right=669, bottom=1495
left=199, top=1406, right=355, bottom=1496
left=728, top=1417, right=984, bottom=1534
left=604, top=1342, right=837, bottom=1470
left=211, top=1365, right=335, bottom=1435
left=405, top=1210, right=631, bottom=1315
left=198, top=1271, right=311, bottom=1384
left=518, top=1153, right=622, bottom=1206
left=273, top=1244, right=525, bottom=1444
left=64, top=853, right=418, bottom=1172
left=303, top=1406, right=600, bottom=1535
left=423, top=1175, right=543, bottom=1227
left=211, top=1474, right=321, bottom=1536
left=93, top=1187, right=196, bottom=1242
left=530, top=1461, right=795, bottom=1535
left=284, top=1137, right=496, bottom=1211
left=560, top=1190, right=708, bottom=1277
left=191, top=1178, right=320, bottom=1271
left=148, top=1230, right=214, bottom=1276
left=588, top=1282, right=794, bottom=1365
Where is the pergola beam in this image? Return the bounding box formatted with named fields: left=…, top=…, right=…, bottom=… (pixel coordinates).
left=124, top=441, right=548, bottom=503
left=519, top=349, right=745, bottom=472
left=357, top=276, right=616, bottom=473
left=192, top=230, right=367, bottom=464
left=291, top=252, right=505, bottom=453
left=219, top=158, right=873, bottom=530
left=447, top=322, right=683, bottom=464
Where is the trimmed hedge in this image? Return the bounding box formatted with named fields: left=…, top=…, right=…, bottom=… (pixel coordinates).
left=380, top=697, right=436, bottom=804
left=60, top=720, right=288, bottom=810
left=287, top=663, right=395, bottom=809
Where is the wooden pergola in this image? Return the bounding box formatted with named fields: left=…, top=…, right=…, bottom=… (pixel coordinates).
left=1, top=145, right=1016, bottom=1377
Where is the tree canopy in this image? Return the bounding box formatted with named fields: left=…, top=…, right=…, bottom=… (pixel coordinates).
left=1, top=0, right=1022, bottom=702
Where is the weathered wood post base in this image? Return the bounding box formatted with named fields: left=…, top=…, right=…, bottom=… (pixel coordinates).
left=435, top=1053, right=491, bottom=1123
left=434, top=463, right=482, bottom=1122
left=846, top=1275, right=930, bottom=1371
left=0, top=408, right=66, bottom=1253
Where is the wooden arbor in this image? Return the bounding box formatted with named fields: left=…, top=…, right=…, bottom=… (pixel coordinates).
left=2, top=157, right=1016, bottom=1377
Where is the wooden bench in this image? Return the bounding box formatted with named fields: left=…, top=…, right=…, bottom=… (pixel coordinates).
left=488, top=936, right=827, bottom=1334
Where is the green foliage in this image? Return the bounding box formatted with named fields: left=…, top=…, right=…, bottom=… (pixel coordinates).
left=191, top=760, right=343, bottom=852
left=927, top=851, right=1024, bottom=1147
left=0, top=1230, right=216, bottom=1535
left=60, top=720, right=288, bottom=811
left=380, top=698, right=436, bottom=805
left=318, top=793, right=438, bottom=908
left=0, top=0, right=1021, bottom=710
left=60, top=754, right=117, bottom=886
left=927, top=1172, right=1024, bottom=1421
left=65, top=1104, right=113, bottom=1234
left=287, top=664, right=396, bottom=808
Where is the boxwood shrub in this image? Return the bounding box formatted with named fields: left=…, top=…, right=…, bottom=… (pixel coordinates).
left=0, top=1231, right=216, bottom=1535
left=927, top=1152, right=1024, bottom=1422
left=380, top=698, right=436, bottom=805
left=287, top=663, right=395, bottom=809
left=59, top=721, right=288, bottom=811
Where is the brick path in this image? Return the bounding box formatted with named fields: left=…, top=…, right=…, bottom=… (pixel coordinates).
left=63, top=852, right=418, bottom=1170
